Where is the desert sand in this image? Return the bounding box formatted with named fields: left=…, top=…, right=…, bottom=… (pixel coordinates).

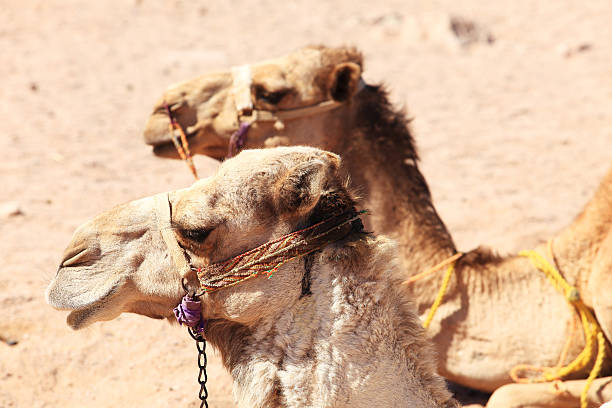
left=1, top=0, right=610, bottom=407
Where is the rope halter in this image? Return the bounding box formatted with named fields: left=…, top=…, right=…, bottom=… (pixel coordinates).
left=154, top=192, right=366, bottom=295
left=195, top=209, right=365, bottom=292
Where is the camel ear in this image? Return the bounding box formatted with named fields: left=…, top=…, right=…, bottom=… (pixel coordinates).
left=328, top=62, right=362, bottom=102
left=276, top=153, right=340, bottom=215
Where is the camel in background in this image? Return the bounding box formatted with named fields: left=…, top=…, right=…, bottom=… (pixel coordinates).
left=46, top=147, right=459, bottom=408
left=143, top=45, right=612, bottom=407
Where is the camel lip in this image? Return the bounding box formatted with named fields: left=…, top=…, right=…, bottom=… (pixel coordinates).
left=45, top=292, right=89, bottom=314
left=152, top=140, right=227, bottom=161
left=143, top=111, right=196, bottom=147
left=45, top=276, right=96, bottom=312
left=66, top=305, right=98, bottom=329
left=151, top=141, right=184, bottom=159
left=146, top=127, right=196, bottom=148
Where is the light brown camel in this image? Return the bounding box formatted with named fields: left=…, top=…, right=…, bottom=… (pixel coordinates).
left=142, top=45, right=612, bottom=407
left=46, top=147, right=460, bottom=408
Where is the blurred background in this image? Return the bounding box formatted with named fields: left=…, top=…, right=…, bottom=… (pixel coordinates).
left=1, top=1, right=610, bottom=406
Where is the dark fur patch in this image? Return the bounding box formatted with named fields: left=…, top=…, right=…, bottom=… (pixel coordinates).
left=305, top=45, right=364, bottom=95
left=458, top=246, right=505, bottom=267
left=328, top=63, right=360, bottom=102
left=355, top=84, right=419, bottom=162
left=301, top=253, right=315, bottom=298
left=306, top=189, right=357, bottom=225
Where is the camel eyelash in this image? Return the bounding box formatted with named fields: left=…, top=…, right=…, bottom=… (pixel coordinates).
left=254, top=86, right=291, bottom=105
left=178, top=228, right=213, bottom=243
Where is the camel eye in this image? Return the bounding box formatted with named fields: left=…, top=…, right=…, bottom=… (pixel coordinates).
left=255, top=86, right=290, bottom=105
left=179, top=228, right=212, bottom=243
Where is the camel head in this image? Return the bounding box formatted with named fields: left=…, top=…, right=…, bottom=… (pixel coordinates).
left=46, top=147, right=354, bottom=330
left=143, top=45, right=364, bottom=159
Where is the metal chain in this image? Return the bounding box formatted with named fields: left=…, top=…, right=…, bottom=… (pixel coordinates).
left=188, top=327, right=209, bottom=408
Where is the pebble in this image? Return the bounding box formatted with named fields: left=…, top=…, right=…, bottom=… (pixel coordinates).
left=0, top=201, right=24, bottom=218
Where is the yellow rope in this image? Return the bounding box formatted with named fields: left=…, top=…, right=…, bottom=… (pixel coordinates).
left=402, top=252, right=463, bottom=285
left=512, top=243, right=606, bottom=408
left=406, top=244, right=606, bottom=407
left=423, top=262, right=455, bottom=329
left=583, top=332, right=606, bottom=408
left=403, top=253, right=462, bottom=329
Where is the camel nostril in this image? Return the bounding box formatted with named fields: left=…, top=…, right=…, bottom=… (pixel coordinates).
left=60, top=241, right=100, bottom=267
left=61, top=247, right=89, bottom=267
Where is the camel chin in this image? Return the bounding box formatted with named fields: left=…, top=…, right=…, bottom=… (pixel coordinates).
left=152, top=142, right=182, bottom=159
left=66, top=304, right=116, bottom=330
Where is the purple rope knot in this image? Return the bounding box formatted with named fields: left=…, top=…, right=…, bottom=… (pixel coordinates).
left=227, top=121, right=251, bottom=158
left=173, top=294, right=205, bottom=333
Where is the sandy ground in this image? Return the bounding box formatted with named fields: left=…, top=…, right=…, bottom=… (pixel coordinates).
left=1, top=0, right=611, bottom=406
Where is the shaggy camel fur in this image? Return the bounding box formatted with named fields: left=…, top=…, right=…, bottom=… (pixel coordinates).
left=46, top=147, right=460, bottom=408
left=143, top=45, right=612, bottom=407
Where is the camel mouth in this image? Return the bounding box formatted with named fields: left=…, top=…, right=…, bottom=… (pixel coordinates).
left=53, top=280, right=175, bottom=329
left=151, top=141, right=186, bottom=159
left=45, top=274, right=106, bottom=312
left=57, top=286, right=124, bottom=330
left=144, top=112, right=231, bottom=160
left=145, top=122, right=197, bottom=150
left=151, top=138, right=228, bottom=161
left=46, top=284, right=105, bottom=330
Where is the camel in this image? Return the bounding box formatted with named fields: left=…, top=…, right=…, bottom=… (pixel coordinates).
left=46, top=147, right=460, bottom=408
left=142, top=45, right=612, bottom=407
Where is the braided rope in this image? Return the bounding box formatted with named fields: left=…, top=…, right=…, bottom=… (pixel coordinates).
left=196, top=211, right=365, bottom=292
left=510, top=241, right=607, bottom=408
left=163, top=101, right=198, bottom=180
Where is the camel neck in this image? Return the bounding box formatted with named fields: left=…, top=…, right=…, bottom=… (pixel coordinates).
left=340, top=88, right=457, bottom=270
left=206, top=240, right=455, bottom=407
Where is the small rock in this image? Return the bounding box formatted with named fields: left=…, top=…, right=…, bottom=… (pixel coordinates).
left=449, top=15, right=495, bottom=46
left=29, top=82, right=38, bottom=92
left=0, top=334, right=18, bottom=346
left=400, top=13, right=494, bottom=49
left=576, top=43, right=592, bottom=52
left=0, top=201, right=23, bottom=218
left=559, top=42, right=593, bottom=58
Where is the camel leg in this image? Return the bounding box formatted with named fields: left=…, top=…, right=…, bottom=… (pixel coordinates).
left=589, top=230, right=612, bottom=344
left=486, top=377, right=612, bottom=408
